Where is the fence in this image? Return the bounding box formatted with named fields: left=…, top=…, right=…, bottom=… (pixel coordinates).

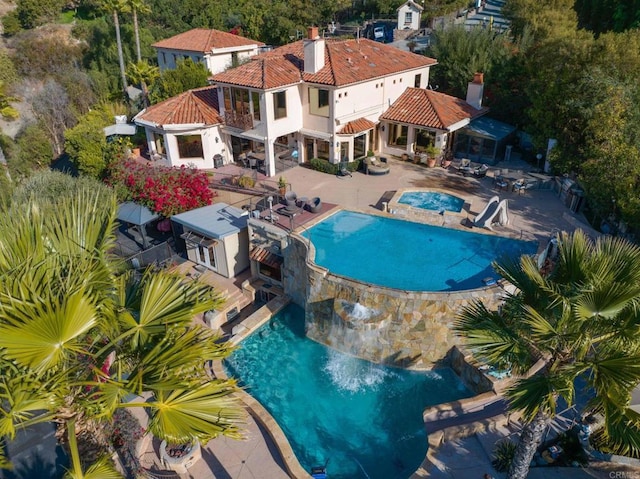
left=123, top=239, right=177, bottom=270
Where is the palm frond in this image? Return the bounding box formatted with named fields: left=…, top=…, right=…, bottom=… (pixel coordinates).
left=144, top=381, right=246, bottom=444
left=0, top=379, right=56, bottom=438
left=64, top=456, right=122, bottom=479
left=0, top=288, right=98, bottom=372
left=506, top=373, right=574, bottom=422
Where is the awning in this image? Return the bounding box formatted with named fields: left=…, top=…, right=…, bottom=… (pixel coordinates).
left=464, top=116, right=516, bottom=141
left=180, top=231, right=217, bottom=247
left=299, top=128, right=332, bottom=140
left=249, top=247, right=283, bottom=268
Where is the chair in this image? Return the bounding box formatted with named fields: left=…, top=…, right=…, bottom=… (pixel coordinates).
left=514, top=178, right=537, bottom=195
left=307, top=197, right=322, bottom=213
left=472, top=164, right=489, bottom=178
left=494, top=175, right=509, bottom=191
left=284, top=191, right=298, bottom=208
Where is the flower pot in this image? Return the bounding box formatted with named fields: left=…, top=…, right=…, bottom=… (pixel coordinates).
left=131, top=148, right=141, bottom=158
left=442, top=159, right=452, bottom=169
left=401, top=153, right=409, bottom=161
left=427, top=157, right=437, bottom=168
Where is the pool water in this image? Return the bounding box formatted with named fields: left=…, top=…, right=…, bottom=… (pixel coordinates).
left=301, top=210, right=537, bottom=291
left=224, top=304, right=473, bottom=479
left=398, top=191, right=465, bottom=213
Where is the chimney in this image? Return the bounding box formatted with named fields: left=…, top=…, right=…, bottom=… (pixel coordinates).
left=466, top=72, right=484, bottom=110
left=304, top=26, right=325, bottom=74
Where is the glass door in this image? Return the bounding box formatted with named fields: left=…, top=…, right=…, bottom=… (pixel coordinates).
left=196, top=244, right=218, bottom=271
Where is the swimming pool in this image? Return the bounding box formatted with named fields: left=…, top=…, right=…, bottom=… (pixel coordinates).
left=224, top=304, right=473, bottom=479
left=301, top=210, right=537, bottom=291
left=398, top=191, right=465, bottom=213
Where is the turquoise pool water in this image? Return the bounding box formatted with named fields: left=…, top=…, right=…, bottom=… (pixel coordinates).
left=301, top=210, right=537, bottom=291
left=398, top=191, right=465, bottom=213
left=224, top=304, right=473, bottom=479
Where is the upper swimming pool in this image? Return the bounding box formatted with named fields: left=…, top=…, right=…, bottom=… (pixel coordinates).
left=301, top=210, right=537, bottom=291
left=398, top=190, right=465, bottom=213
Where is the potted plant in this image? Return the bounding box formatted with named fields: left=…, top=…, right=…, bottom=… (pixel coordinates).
left=425, top=145, right=440, bottom=168
left=278, top=176, right=287, bottom=195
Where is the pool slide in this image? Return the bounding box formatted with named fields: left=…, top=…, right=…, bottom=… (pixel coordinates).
left=474, top=196, right=509, bottom=230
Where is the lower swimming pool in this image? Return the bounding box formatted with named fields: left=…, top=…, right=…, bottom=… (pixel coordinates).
left=301, top=210, right=537, bottom=291
left=224, top=304, right=473, bottom=479
left=398, top=190, right=465, bottom=213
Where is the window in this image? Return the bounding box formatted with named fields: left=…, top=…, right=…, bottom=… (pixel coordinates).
left=273, top=91, right=287, bottom=119
left=414, top=74, right=421, bottom=88
left=317, top=140, right=330, bottom=159
left=309, top=87, right=330, bottom=117
left=252, top=92, right=261, bottom=121
left=161, top=52, right=166, bottom=65
left=177, top=135, right=204, bottom=159
left=414, top=129, right=436, bottom=152
left=405, top=12, right=412, bottom=24
left=387, top=123, right=408, bottom=147
left=354, top=134, right=366, bottom=158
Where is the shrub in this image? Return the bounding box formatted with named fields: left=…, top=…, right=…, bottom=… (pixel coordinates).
left=238, top=175, right=255, bottom=188
left=309, top=158, right=339, bottom=174
left=107, top=159, right=215, bottom=217
left=491, top=439, right=516, bottom=472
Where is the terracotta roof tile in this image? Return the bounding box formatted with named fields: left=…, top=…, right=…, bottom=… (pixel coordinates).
left=380, top=88, right=488, bottom=129
left=152, top=28, right=264, bottom=53
left=338, top=118, right=376, bottom=134
left=135, top=86, right=222, bottom=127
left=212, top=38, right=436, bottom=89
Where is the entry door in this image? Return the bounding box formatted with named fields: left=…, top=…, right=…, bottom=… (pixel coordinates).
left=196, top=244, right=218, bottom=271
left=305, top=138, right=314, bottom=161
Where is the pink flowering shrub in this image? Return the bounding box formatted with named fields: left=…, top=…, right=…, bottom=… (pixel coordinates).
left=108, top=159, right=215, bottom=216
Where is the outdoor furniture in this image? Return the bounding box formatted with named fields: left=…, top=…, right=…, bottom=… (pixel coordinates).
left=364, top=157, right=390, bottom=175
left=284, top=191, right=298, bottom=208
left=307, top=197, right=322, bottom=213
left=472, top=164, right=489, bottom=178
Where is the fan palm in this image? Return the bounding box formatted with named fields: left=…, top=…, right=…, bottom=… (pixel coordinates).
left=454, top=230, right=640, bottom=479
left=126, top=60, right=159, bottom=107
left=0, top=181, right=244, bottom=477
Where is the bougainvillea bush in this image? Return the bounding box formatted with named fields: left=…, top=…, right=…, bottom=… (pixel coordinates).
left=108, top=159, right=215, bottom=216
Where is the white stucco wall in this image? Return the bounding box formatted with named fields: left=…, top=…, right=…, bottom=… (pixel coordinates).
left=156, top=46, right=260, bottom=74
left=397, top=3, right=422, bottom=31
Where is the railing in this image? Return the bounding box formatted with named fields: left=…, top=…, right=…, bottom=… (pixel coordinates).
left=122, top=240, right=177, bottom=270
left=223, top=111, right=254, bottom=130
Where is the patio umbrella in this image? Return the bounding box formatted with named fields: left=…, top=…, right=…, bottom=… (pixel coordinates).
left=117, top=202, right=159, bottom=249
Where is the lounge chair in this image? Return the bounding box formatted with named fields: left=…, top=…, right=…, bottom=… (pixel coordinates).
left=364, top=157, right=390, bottom=175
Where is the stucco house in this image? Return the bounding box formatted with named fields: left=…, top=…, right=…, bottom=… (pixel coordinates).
left=171, top=203, right=250, bottom=278
left=152, top=28, right=265, bottom=75
left=135, top=27, right=493, bottom=176
left=397, top=0, right=423, bottom=31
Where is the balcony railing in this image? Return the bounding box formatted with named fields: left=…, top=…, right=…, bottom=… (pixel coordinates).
left=223, top=111, right=254, bottom=130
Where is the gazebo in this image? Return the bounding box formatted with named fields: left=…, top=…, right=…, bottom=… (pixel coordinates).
left=117, top=202, right=159, bottom=250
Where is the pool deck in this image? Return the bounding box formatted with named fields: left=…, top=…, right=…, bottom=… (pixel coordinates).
left=142, top=156, right=619, bottom=479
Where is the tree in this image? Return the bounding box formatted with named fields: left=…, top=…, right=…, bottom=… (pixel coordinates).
left=100, top=0, right=131, bottom=100
left=126, top=60, right=159, bottom=107
left=31, top=80, right=77, bottom=157
left=149, top=58, right=209, bottom=103
left=0, top=174, right=245, bottom=475
left=16, top=0, right=65, bottom=29
left=6, top=123, right=54, bottom=179
left=64, top=108, right=112, bottom=178
left=455, top=230, right=640, bottom=479
left=126, top=0, right=151, bottom=62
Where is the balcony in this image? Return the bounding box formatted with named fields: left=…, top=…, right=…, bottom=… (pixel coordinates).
left=223, top=111, right=254, bottom=130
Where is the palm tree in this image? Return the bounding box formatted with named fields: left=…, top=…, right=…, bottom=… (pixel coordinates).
left=126, top=0, right=151, bottom=62
left=455, top=230, right=640, bottom=479
left=101, top=0, right=130, bottom=100
left=0, top=177, right=245, bottom=476
left=126, top=60, right=159, bottom=107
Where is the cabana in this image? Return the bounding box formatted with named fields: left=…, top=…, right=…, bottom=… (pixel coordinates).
left=117, top=202, right=159, bottom=250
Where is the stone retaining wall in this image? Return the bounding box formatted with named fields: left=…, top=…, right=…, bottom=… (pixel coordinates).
left=286, top=233, right=506, bottom=369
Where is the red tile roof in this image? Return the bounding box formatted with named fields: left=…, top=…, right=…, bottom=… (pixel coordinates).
left=379, top=88, right=488, bottom=129
left=212, top=38, right=436, bottom=88
left=152, top=28, right=264, bottom=53
left=135, top=86, right=222, bottom=127
left=338, top=118, right=376, bottom=134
